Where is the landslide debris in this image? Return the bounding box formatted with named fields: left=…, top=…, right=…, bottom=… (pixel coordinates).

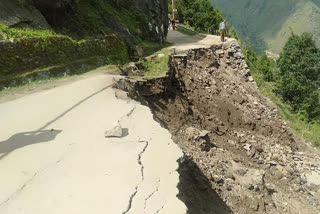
left=116, top=42, right=320, bottom=213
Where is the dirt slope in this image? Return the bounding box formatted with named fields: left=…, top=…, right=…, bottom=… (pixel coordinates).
left=117, top=40, right=320, bottom=213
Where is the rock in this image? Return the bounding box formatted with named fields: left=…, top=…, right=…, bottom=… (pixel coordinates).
left=185, top=127, right=210, bottom=140
left=305, top=171, right=320, bottom=188
left=105, top=123, right=123, bottom=138
left=248, top=76, right=254, bottom=82
left=0, top=0, right=50, bottom=28
left=234, top=52, right=243, bottom=59
left=229, top=161, right=265, bottom=191
left=184, top=127, right=213, bottom=151
left=132, top=0, right=168, bottom=43
left=215, top=126, right=227, bottom=136
left=243, top=143, right=251, bottom=151
left=217, top=50, right=224, bottom=58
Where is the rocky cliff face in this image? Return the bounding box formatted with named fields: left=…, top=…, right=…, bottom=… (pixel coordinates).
left=133, top=0, right=169, bottom=43
left=30, top=0, right=168, bottom=43
left=1, top=0, right=168, bottom=53
left=0, top=0, right=50, bottom=28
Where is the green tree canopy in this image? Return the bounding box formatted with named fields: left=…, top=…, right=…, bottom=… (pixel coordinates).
left=173, top=0, right=223, bottom=32
left=277, top=32, right=320, bottom=121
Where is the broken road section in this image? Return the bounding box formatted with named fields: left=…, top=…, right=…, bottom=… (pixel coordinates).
left=117, top=41, right=320, bottom=213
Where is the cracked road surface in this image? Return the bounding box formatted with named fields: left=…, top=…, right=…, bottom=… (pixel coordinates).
left=0, top=74, right=187, bottom=214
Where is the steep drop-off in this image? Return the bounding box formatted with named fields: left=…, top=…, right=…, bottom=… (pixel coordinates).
left=117, top=42, right=320, bottom=213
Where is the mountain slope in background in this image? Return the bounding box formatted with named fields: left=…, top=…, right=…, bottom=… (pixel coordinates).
left=211, top=0, right=320, bottom=54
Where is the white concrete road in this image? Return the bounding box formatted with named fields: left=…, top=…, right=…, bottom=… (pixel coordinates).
left=167, top=29, right=233, bottom=53
left=0, top=73, right=187, bottom=214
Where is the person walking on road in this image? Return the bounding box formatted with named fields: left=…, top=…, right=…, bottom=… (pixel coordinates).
left=219, top=20, right=227, bottom=42
left=171, top=19, right=176, bottom=31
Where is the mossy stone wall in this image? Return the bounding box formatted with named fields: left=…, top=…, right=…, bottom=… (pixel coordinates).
left=0, top=34, right=128, bottom=77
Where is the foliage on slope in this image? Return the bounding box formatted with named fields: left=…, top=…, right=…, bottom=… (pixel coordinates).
left=276, top=33, right=320, bottom=121
left=0, top=24, right=128, bottom=78
left=169, top=0, right=223, bottom=32
left=50, top=0, right=148, bottom=41
left=241, top=32, right=320, bottom=146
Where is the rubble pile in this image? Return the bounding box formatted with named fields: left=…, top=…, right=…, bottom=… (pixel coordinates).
left=117, top=42, right=320, bottom=213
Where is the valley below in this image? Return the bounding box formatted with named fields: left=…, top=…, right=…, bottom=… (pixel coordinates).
left=211, top=0, right=320, bottom=54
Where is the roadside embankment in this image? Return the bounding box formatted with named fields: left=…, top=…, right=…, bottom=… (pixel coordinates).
left=0, top=33, right=128, bottom=89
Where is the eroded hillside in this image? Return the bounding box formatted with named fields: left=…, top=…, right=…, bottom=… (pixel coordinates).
left=117, top=41, right=320, bottom=213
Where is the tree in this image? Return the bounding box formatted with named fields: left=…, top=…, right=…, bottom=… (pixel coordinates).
left=256, top=54, right=275, bottom=82
left=173, top=0, right=223, bottom=32
left=276, top=32, right=320, bottom=121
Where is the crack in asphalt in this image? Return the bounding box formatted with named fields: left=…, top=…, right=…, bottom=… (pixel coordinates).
left=0, top=147, right=73, bottom=208
left=155, top=203, right=166, bottom=214
left=122, top=140, right=149, bottom=214
left=117, top=105, right=136, bottom=129
left=144, top=179, right=161, bottom=212
left=0, top=172, right=38, bottom=207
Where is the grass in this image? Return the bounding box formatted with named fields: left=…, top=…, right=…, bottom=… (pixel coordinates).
left=0, top=24, right=57, bottom=40
left=0, top=64, right=119, bottom=98
left=141, top=47, right=170, bottom=79
left=128, top=43, right=170, bottom=80
left=251, top=71, right=320, bottom=147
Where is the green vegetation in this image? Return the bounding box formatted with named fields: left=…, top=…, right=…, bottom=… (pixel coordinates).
left=0, top=24, right=55, bottom=39
left=128, top=42, right=171, bottom=80
left=60, top=0, right=147, bottom=42
left=0, top=0, right=151, bottom=88
left=241, top=33, right=320, bottom=146
left=140, top=48, right=170, bottom=79
left=137, top=41, right=171, bottom=57
left=169, top=0, right=223, bottom=32
left=0, top=33, right=128, bottom=89
left=276, top=33, right=320, bottom=122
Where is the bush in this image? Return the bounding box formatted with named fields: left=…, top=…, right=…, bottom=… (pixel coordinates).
left=256, top=54, right=275, bottom=82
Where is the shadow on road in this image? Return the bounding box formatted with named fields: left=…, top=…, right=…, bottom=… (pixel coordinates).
left=0, top=83, right=114, bottom=161
left=0, top=129, right=62, bottom=160
left=178, top=157, right=233, bottom=214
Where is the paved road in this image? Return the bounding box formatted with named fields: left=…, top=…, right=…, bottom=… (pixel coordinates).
left=0, top=73, right=186, bottom=214
left=167, top=30, right=232, bottom=53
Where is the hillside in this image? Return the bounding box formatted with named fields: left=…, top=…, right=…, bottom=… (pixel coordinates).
left=211, top=0, right=320, bottom=54
left=0, top=0, right=169, bottom=89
